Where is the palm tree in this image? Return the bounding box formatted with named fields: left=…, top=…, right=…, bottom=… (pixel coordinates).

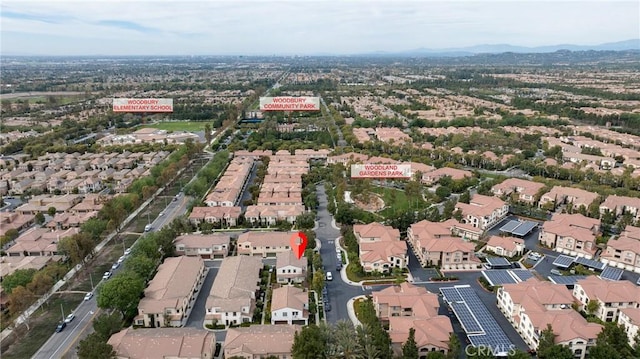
left=357, top=323, right=380, bottom=359
left=335, top=320, right=364, bottom=359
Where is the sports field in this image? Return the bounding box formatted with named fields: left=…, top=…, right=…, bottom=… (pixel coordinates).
left=142, top=121, right=207, bottom=132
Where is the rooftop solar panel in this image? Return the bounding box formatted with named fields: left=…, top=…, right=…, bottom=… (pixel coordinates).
left=600, top=266, right=623, bottom=281
left=499, top=220, right=520, bottom=232
left=574, top=257, right=606, bottom=271
left=486, top=257, right=511, bottom=267
left=511, top=269, right=534, bottom=282
left=512, top=221, right=538, bottom=236
left=548, top=275, right=588, bottom=285
left=450, top=301, right=483, bottom=334
left=440, top=287, right=463, bottom=303
left=482, top=270, right=517, bottom=286
left=553, top=255, right=576, bottom=268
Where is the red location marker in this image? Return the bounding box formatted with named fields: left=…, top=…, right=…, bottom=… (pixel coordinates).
left=290, top=231, right=308, bottom=260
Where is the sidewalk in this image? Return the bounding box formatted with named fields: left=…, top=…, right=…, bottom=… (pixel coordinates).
left=346, top=295, right=366, bottom=327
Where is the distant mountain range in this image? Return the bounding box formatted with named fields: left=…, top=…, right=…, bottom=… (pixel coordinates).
left=361, top=39, right=640, bottom=57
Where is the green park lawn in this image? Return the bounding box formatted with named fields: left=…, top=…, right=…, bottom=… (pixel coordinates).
left=371, top=186, right=424, bottom=218
left=142, top=121, right=208, bottom=132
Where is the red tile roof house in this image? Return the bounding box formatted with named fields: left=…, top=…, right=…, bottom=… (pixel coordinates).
left=188, top=206, right=242, bottom=228
left=600, top=225, right=640, bottom=273
left=538, top=186, right=598, bottom=211
left=455, top=194, right=509, bottom=231
left=135, top=256, right=206, bottom=328
left=421, top=167, right=472, bottom=186
left=275, top=251, right=308, bottom=284
left=491, top=178, right=546, bottom=205
left=539, top=213, right=600, bottom=259
left=573, top=276, right=640, bottom=323
left=174, top=233, right=230, bottom=259
left=205, top=256, right=262, bottom=326
left=353, top=223, right=408, bottom=273
left=372, top=283, right=453, bottom=356
left=108, top=327, right=215, bottom=359
left=497, top=278, right=602, bottom=359
left=224, top=325, right=300, bottom=359
left=270, top=285, right=309, bottom=325
left=599, top=195, right=640, bottom=221
left=485, top=235, right=525, bottom=258
left=407, top=219, right=482, bottom=270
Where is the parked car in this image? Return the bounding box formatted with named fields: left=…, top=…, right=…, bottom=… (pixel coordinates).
left=550, top=269, right=563, bottom=276
left=144, top=224, right=152, bottom=232
left=117, top=255, right=125, bottom=264
left=124, top=247, right=132, bottom=256
left=102, top=271, right=111, bottom=280
left=111, top=263, right=119, bottom=271
left=84, top=292, right=94, bottom=301
left=336, top=262, right=342, bottom=271
left=55, top=322, right=67, bottom=333
left=325, top=303, right=332, bottom=312
left=64, top=313, right=75, bottom=323
left=326, top=272, right=333, bottom=281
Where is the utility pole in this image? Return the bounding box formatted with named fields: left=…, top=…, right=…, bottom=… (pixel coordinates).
left=60, top=303, right=65, bottom=322
left=90, top=273, right=94, bottom=290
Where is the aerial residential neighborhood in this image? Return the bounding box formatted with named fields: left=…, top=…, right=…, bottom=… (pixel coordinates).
left=1, top=2, right=640, bottom=358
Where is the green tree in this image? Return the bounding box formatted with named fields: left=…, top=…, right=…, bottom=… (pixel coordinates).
left=77, top=332, right=116, bottom=359
left=93, top=312, right=123, bottom=340
left=586, top=298, right=600, bottom=316
left=35, top=212, right=45, bottom=225
left=124, top=255, right=156, bottom=281
left=508, top=350, right=533, bottom=358
left=312, top=271, right=325, bottom=294
left=97, top=272, right=144, bottom=319
left=1, top=268, right=36, bottom=294
left=292, top=325, right=327, bottom=359
left=459, top=190, right=471, bottom=204
left=537, top=324, right=574, bottom=359
left=204, top=123, right=212, bottom=145
left=446, top=333, right=461, bottom=359
left=435, top=186, right=452, bottom=201
left=47, top=206, right=57, bottom=216
left=402, top=327, right=418, bottom=359
left=426, top=352, right=446, bottom=359
left=296, top=212, right=316, bottom=230
left=57, top=233, right=95, bottom=265
left=81, top=218, right=108, bottom=241
left=593, top=322, right=633, bottom=358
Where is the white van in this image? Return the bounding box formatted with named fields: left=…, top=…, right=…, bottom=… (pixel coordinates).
left=326, top=272, right=333, bottom=281
left=144, top=224, right=152, bottom=232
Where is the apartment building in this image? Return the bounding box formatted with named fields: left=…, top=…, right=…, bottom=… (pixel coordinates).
left=174, top=233, right=230, bottom=259
left=618, top=308, right=640, bottom=347
left=407, top=219, right=481, bottom=270
left=188, top=206, right=242, bottom=228
left=204, top=158, right=253, bottom=207
left=326, top=152, right=369, bottom=165
left=600, top=195, right=640, bottom=220
left=353, top=223, right=407, bottom=273
left=275, top=251, right=307, bottom=284
left=421, top=167, right=472, bottom=185
left=372, top=283, right=452, bottom=355
left=270, top=285, right=309, bottom=325
left=455, top=194, right=509, bottom=231
left=491, top=178, right=546, bottom=205
left=107, top=328, right=215, bottom=359
left=135, top=256, right=205, bottom=328
left=538, top=186, right=598, bottom=210
left=539, top=213, right=600, bottom=259
left=601, top=225, right=640, bottom=273
left=485, top=235, right=525, bottom=258
left=244, top=204, right=305, bottom=226
left=7, top=227, right=80, bottom=257
left=224, top=325, right=300, bottom=359
left=497, top=278, right=602, bottom=359
left=237, top=231, right=294, bottom=257
left=205, top=256, right=262, bottom=326
left=0, top=212, right=34, bottom=237
left=573, top=276, right=640, bottom=323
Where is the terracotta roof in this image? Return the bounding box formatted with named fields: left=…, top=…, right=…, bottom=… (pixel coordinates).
left=224, top=325, right=300, bottom=356
left=107, top=327, right=214, bottom=359
left=575, top=276, right=640, bottom=304
left=206, top=256, right=262, bottom=311
left=270, top=286, right=308, bottom=312
left=139, top=256, right=203, bottom=314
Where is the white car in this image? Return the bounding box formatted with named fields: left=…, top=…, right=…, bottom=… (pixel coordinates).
left=117, top=255, right=125, bottom=264
left=326, top=271, right=333, bottom=281
left=84, top=292, right=94, bottom=301
left=124, top=248, right=132, bottom=256
left=102, top=271, right=111, bottom=280
left=64, top=313, right=75, bottom=323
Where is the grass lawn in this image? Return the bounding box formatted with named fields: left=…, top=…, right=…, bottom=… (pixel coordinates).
left=2, top=293, right=84, bottom=359
left=371, top=186, right=425, bottom=218
left=345, top=263, right=404, bottom=283
left=142, top=121, right=208, bottom=132
left=353, top=298, right=366, bottom=322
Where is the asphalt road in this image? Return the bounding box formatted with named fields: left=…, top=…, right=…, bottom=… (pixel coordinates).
left=314, top=183, right=374, bottom=324
left=32, top=193, right=191, bottom=359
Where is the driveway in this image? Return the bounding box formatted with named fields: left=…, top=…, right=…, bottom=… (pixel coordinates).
left=185, top=267, right=219, bottom=328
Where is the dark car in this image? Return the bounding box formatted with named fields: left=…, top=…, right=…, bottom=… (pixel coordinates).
left=325, top=303, right=332, bottom=312
left=55, top=321, right=66, bottom=333
left=336, top=262, right=342, bottom=271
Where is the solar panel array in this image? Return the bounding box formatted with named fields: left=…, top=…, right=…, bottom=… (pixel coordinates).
left=574, top=257, right=606, bottom=271
left=499, top=220, right=520, bottom=232
left=486, top=256, right=511, bottom=267
left=511, top=269, right=534, bottom=282
left=548, top=275, right=588, bottom=285
left=600, top=266, right=623, bottom=281
left=440, top=285, right=514, bottom=355
left=512, top=221, right=537, bottom=236
left=483, top=270, right=518, bottom=286
left=450, top=301, right=483, bottom=334
left=553, top=255, right=576, bottom=268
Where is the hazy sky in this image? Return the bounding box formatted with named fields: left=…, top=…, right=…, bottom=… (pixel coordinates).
left=1, top=0, right=638, bottom=56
